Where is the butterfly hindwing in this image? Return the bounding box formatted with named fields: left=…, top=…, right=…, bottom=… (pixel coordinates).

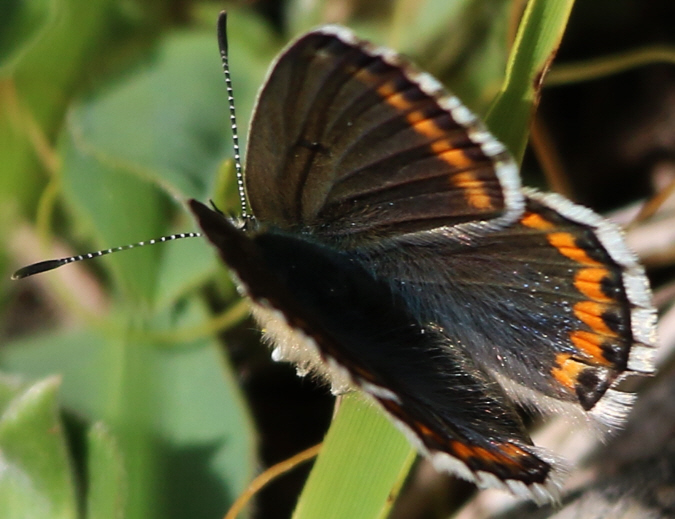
left=353, top=191, right=656, bottom=429
left=190, top=200, right=562, bottom=500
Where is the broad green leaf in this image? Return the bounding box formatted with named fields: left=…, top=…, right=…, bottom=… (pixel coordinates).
left=153, top=234, right=216, bottom=311
left=0, top=0, right=133, bottom=218
left=59, top=127, right=173, bottom=306
left=57, top=29, right=231, bottom=307
left=64, top=11, right=277, bottom=205
left=0, top=298, right=256, bottom=519
left=65, top=31, right=230, bottom=202
left=0, top=375, right=77, bottom=519
left=57, top=13, right=277, bottom=308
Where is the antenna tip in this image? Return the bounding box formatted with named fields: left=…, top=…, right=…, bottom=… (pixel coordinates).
left=11, top=259, right=67, bottom=280
left=217, top=11, right=229, bottom=53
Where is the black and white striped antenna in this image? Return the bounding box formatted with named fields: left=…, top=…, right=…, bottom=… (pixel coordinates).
left=12, top=12, right=244, bottom=280
left=217, top=11, right=248, bottom=219
left=11, top=233, right=201, bottom=280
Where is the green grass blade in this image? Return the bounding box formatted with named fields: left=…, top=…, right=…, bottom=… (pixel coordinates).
left=86, top=422, right=127, bottom=519
left=546, top=45, right=675, bottom=86
left=486, top=0, right=576, bottom=163
left=292, top=393, right=415, bottom=519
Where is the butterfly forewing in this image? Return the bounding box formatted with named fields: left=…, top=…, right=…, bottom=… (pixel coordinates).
left=244, top=28, right=523, bottom=244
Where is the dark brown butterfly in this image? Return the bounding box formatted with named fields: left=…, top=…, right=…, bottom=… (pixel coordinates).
left=15, top=13, right=657, bottom=504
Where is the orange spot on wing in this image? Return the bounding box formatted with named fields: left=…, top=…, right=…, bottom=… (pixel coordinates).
left=574, top=267, right=613, bottom=302
left=451, top=172, right=493, bottom=209
left=498, top=443, right=528, bottom=459
left=551, top=353, right=585, bottom=389
left=521, top=212, right=554, bottom=230
left=415, top=421, right=438, bottom=440
left=451, top=440, right=474, bottom=460
left=413, top=118, right=445, bottom=139
left=417, top=423, right=432, bottom=435
left=547, top=232, right=600, bottom=265
left=570, top=330, right=610, bottom=364
left=375, top=81, right=418, bottom=111
left=375, top=80, right=495, bottom=213
left=574, top=301, right=617, bottom=336
left=430, top=140, right=452, bottom=153
left=471, top=446, right=501, bottom=463
left=437, top=147, right=473, bottom=168
left=405, top=109, right=427, bottom=124
left=450, top=441, right=529, bottom=468
left=376, top=81, right=398, bottom=98
left=352, top=66, right=378, bottom=84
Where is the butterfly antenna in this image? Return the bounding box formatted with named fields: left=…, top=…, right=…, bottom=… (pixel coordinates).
left=217, top=12, right=248, bottom=220
left=11, top=232, right=201, bottom=280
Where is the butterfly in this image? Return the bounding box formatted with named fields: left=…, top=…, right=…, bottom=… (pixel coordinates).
left=188, top=14, right=660, bottom=504
left=14, top=12, right=656, bottom=505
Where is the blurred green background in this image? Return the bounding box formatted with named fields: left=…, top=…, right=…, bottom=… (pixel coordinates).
left=0, top=1, right=673, bottom=518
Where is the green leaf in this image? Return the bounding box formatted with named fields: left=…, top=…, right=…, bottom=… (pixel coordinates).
left=0, top=298, right=256, bottom=519
left=0, top=375, right=78, bottom=519
left=57, top=14, right=277, bottom=307
left=60, top=128, right=174, bottom=306
left=485, top=0, right=576, bottom=163
left=56, top=29, right=232, bottom=306
left=546, top=44, right=675, bottom=86
left=0, top=0, right=57, bottom=74
left=65, top=31, right=230, bottom=202
left=63, top=11, right=277, bottom=205
left=0, top=0, right=132, bottom=218
left=86, top=422, right=127, bottom=519
left=153, top=234, right=216, bottom=311
left=292, top=393, right=415, bottom=519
